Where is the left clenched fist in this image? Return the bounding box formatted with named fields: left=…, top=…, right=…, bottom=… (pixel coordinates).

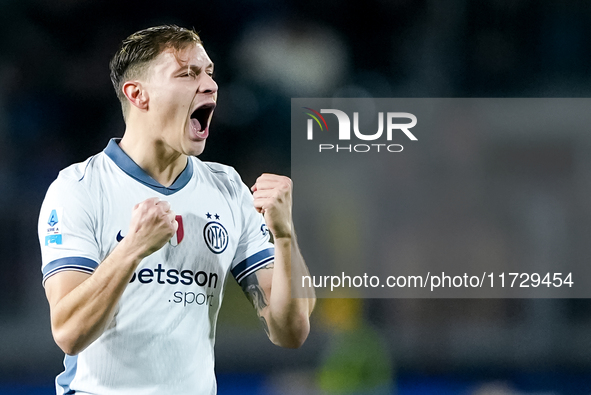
left=251, top=173, right=292, bottom=239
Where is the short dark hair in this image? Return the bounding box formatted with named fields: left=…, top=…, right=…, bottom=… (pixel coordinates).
left=109, top=25, right=202, bottom=116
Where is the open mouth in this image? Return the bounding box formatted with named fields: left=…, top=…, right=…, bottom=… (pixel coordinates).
left=190, top=102, right=216, bottom=132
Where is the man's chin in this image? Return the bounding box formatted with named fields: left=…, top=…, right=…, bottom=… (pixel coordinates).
left=185, top=140, right=206, bottom=157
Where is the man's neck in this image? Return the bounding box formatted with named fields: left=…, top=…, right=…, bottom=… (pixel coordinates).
left=119, top=130, right=187, bottom=188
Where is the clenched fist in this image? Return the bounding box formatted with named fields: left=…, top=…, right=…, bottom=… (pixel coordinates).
left=251, top=174, right=292, bottom=239
left=122, top=197, right=178, bottom=258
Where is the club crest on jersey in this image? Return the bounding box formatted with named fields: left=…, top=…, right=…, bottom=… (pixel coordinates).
left=169, top=215, right=184, bottom=246
left=203, top=213, right=228, bottom=254
left=45, top=208, right=63, bottom=246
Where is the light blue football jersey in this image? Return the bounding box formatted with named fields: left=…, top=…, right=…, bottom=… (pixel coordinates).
left=38, top=139, right=274, bottom=395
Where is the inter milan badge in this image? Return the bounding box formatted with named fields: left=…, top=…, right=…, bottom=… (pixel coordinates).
left=203, top=213, right=228, bottom=254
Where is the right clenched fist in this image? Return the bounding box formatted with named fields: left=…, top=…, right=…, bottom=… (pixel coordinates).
left=123, top=197, right=178, bottom=259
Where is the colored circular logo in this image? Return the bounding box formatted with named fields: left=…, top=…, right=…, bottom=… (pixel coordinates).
left=203, top=221, right=229, bottom=254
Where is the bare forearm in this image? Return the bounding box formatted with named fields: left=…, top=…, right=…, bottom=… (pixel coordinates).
left=50, top=243, right=142, bottom=355
left=250, top=174, right=315, bottom=347
left=266, top=236, right=315, bottom=348
left=46, top=197, right=177, bottom=355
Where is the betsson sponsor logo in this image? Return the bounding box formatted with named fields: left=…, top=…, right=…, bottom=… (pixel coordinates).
left=129, top=264, right=219, bottom=307
left=129, top=263, right=218, bottom=288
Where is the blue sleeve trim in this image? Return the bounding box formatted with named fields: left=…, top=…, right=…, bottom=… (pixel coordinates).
left=42, top=257, right=98, bottom=285
left=56, top=354, right=78, bottom=394
left=232, top=247, right=275, bottom=283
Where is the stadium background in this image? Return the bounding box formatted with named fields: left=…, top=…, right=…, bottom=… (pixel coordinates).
left=1, top=0, right=591, bottom=394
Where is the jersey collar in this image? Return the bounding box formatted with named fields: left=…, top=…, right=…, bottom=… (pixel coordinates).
left=104, top=138, right=193, bottom=196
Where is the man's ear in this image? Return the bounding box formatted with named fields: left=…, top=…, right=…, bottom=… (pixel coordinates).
left=122, top=81, right=149, bottom=111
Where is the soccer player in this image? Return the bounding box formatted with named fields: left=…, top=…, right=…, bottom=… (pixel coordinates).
left=37, top=25, right=315, bottom=395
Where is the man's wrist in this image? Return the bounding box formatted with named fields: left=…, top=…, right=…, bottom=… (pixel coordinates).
left=114, top=237, right=146, bottom=266
left=271, top=221, right=293, bottom=240
left=273, top=235, right=292, bottom=249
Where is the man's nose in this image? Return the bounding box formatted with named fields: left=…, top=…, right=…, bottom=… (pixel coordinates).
left=199, top=74, right=218, bottom=94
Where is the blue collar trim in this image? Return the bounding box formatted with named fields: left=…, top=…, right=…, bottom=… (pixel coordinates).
left=104, top=138, right=193, bottom=196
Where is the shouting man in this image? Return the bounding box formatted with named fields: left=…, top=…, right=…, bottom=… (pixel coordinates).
left=38, top=25, right=315, bottom=395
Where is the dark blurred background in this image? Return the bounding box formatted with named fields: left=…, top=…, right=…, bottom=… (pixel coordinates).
left=2, top=0, right=591, bottom=394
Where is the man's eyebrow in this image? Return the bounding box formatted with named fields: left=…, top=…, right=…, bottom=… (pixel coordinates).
left=175, top=63, right=215, bottom=74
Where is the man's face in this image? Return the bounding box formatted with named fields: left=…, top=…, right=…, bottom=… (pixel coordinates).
left=143, top=44, right=217, bottom=157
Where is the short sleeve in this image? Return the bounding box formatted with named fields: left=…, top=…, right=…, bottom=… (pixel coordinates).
left=229, top=175, right=275, bottom=284
left=38, top=174, right=100, bottom=286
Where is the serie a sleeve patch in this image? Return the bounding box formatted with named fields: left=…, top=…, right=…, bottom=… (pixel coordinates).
left=44, top=208, right=64, bottom=247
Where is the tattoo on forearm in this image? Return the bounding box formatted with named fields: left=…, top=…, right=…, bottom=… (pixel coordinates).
left=241, top=271, right=271, bottom=336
